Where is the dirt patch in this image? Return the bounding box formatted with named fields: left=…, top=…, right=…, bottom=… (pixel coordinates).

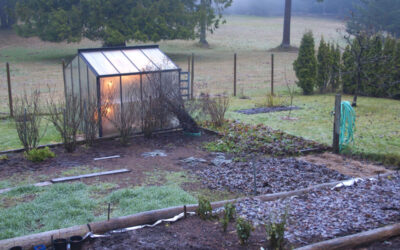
left=299, top=152, right=391, bottom=178
left=84, top=216, right=269, bottom=250
left=235, top=106, right=301, bottom=115
left=0, top=130, right=217, bottom=190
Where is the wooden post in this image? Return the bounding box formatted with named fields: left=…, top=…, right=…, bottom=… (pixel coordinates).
left=234, top=53, right=237, bottom=97
left=6, top=63, right=13, bottom=117
left=271, top=54, right=274, bottom=96
left=191, top=53, right=194, bottom=99
left=62, top=60, right=67, bottom=103
left=187, top=56, right=191, bottom=73
left=333, top=94, right=342, bottom=154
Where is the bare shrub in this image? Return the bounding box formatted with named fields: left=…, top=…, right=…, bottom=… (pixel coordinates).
left=202, top=93, right=230, bottom=127
left=82, top=95, right=100, bottom=146
left=47, top=92, right=82, bottom=153
left=102, top=83, right=142, bottom=145
left=13, top=90, right=47, bottom=152
left=145, top=72, right=200, bottom=134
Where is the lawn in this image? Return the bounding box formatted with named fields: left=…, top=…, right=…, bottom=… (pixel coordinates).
left=227, top=93, right=400, bottom=160
left=0, top=182, right=196, bottom=240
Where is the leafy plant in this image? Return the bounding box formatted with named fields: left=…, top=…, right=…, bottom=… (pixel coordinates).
left=196, top=196, right=213, bottom=220
left=24, top=147, right=55, bottom=163
left=265, top=209, right=288, bottom=250
left=236, top=217, right=253, bottom=245
left=221, top=202, right=236, bottom=232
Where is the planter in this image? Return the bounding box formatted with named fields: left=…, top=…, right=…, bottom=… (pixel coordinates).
left=9, top=247, right=22, bottom=250
left=70, top=235, right=83, bottom=250
left=53, top=238, right=67, bottom=250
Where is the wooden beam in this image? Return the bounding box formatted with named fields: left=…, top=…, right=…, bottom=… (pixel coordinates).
left=51, top=169, right=130, bottom=183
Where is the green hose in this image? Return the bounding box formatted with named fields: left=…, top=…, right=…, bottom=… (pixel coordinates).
left=339, top=101, right=356, bottom=151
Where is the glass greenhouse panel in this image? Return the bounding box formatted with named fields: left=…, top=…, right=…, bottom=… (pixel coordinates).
left=82, top=52, right=119, bottom=76
left=71, top=56, right=80, bottom=98
left=79, top=57, right=88, bottom=104
left=103, top=51, right=139, bottom=74
left=100, top=76, right=121, bottom=136
left=123, top=50, right=158, bottom=72
left=65, top=63, right=72, bottom=97
left=141, top=48, right=177, bottom=70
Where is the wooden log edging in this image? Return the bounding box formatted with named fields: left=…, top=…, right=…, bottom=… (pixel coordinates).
left=0, top=172, right=395, bottom=249
left=295, top=223, right=400, bottom=250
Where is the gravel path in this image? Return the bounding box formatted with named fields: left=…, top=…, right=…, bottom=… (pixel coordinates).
left=236, top=174, right=400, bottom=246
left=189, top=157, right=348, bottom=194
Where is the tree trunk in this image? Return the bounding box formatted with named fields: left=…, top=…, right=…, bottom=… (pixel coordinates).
left=199, top=0, right=209, bottom=46
left=281, top=0, right=292, bottom=48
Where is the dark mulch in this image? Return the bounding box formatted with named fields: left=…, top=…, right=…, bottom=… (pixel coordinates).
left=237, top=174, right=400, bottom=247
left=236, top=106, right=301, bottom=115
left=83, top=216, right=269, bottom=250
left=184, top=157, right=348, bottom=195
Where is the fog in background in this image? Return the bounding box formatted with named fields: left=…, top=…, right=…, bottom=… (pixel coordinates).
left=226, top=0, right=359, bottom=18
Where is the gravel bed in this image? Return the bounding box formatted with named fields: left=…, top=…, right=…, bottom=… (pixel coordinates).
left=236, top=174, right=400, bottom=246
left=188, top=157, right=348, bottom=194
left=236, top=106, right=301, bottom=115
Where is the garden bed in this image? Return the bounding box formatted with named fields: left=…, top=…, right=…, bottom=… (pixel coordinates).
left=82, top=174, right=400, bottom=250
left=236, top=106, right=301, bottom=115
left=236, top=174, right=400, bottom=247
left=183, top=156, right=348, bottom=194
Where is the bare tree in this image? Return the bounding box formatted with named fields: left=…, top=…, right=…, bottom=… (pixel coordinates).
left=144, top=72, right=200, bottom=133
left=47, top=91, right=82, bottom=152
left=284, top=67, right=296, bottom=120
left=13, top=90, right=47, bottom=152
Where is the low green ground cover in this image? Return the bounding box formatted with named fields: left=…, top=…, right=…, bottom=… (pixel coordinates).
left=0, top=182, right=196, bottom=240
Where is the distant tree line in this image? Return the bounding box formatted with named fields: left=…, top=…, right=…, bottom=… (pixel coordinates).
left=226, top=0, right=359, bottom=17
left=294, top=32, right=400, bottom=101
left=0, top=0, right=15, bottom=29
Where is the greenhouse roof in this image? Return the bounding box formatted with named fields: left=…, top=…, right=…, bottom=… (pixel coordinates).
left=78, top=45, right=179, bottom=77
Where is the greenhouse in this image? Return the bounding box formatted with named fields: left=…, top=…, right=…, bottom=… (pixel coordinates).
left=63, top=45, right=182, bottom=137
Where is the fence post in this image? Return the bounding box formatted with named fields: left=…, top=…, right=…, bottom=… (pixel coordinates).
left=271, top=54, right=274, bottom=96
left=234, top=53, right=237, bottom=97
left=187, top=56, right=191, bottom=73
left=191, top=53, right=194, bottom=99
left=6, top=62, right=13, bottom=117
left=62, top=60, right=67, bottom=103
left=333, top=94, right=342, bottom=154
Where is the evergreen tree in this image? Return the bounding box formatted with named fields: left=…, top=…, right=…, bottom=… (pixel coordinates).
left=14, top=0, right=199, bottom=46
left=293, top=31, right=317, bottom=95
left=197, top=0, right=232, bottom=46
left=316, top=37, right=332, bottom=93
left=341, top=45, right=356, bottom=94
left=389, top=40, right=400, bottom=99
left=330, top=44, right=341, bottom=92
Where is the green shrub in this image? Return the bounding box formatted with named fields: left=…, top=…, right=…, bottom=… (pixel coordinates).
left=221, top=203, right=236, bottom=232
left=196, top=196, right=213, bottom=220
left=236, top=217, right=253, bottom=245
left=24, top=147, right=55, bottom=162
left=293, top=31, right=317, bottom=95
left=265, top=211, right=288, bottom=250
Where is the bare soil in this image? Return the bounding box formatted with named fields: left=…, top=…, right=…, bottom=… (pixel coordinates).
left=0, top=130, right=217, bottom=189
left=83, top=216, right=269, bottom=250
left=299, top=152, right=392, bottom=178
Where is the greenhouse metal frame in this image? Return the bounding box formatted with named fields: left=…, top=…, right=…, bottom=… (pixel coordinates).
left=63, top=45, right=182, bottom=138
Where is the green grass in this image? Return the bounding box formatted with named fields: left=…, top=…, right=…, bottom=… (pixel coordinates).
left=0, top=182, right=196, bottom=240
left=227, top=93, right=400, bottom=160
left=0, top=118, right=61, bottom=151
